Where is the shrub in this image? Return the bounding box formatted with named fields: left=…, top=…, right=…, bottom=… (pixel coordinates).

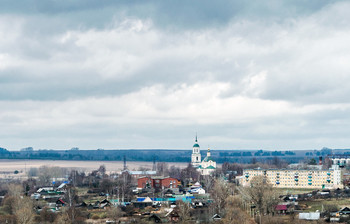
left=91, top=214, right=100, bottom=220
left=100, top=212, right=107, bottom=219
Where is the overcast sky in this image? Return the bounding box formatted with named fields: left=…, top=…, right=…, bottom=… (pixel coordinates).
left=1, top=0, right=350, bottom=150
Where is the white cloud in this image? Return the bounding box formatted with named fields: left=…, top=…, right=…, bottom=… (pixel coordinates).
left=1, top=1, right=350, bottom=149
left=2, top=80, right=350, bottom=149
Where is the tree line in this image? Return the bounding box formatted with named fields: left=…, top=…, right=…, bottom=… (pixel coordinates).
left=0, top=147, right=332, bottom=164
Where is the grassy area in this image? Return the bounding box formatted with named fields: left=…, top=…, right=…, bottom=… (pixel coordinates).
left=75, top=187, right=89, bottom=196
left=89, top=210, right=108, bottom=219
left=300, top=198, right=350, bottom=212
left=84, top=196, right=107, bottom=204
left=0, top=207, right=8, bottom=216
left=277, top=188, right=314, bottom=195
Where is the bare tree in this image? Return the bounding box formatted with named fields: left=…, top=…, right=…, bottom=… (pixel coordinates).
left=7, top=183, right=23, bottom=197
left=156, top=162, right=169, bottom=176
left=40, top=207, right=57, bottom=223
left=84, top=171, right=100, bottom=188
left=201, top=175, right=215, bottom=192
left=38, top=166, right=67, bottom=186
left=223, top=207, right=255, bottom=224
left=27, top=167, right=38, bottom=177
left=15, top=197, right=35, bottom=224
left=169, top=165, right=181, bottom=179
left=5, top=184, right=24, bottom=215
left=323, top=156, right=332, bottom=169
left=211, top=168, right=224, bottom=179
left=57, top=206, right=86, bottom=224
left=107, top=206, right=124, bottom=223
left=23, top=178, right=37, bottom=196
left=180, top=163, right=200, bottom=187
left=222, top=163, right=244, bottom=176
left=61, top=186, right=82, bottom=224
left=221, top=196, right=253, bottom=224
left=210, top=179, right=232, bottom=216
left=239, top=176, right=279, bottom=222
left=2, top=196, right=16, bottom=215
left=270, top=156, right=287, bottom=168
left=116, top=172, right=133, bottom=202
left=176, top=200, right=191, bottom=224
left=68, top=170, right=86, bottom=187
left=98, top=165, right=106, bottom=176
left=260, top=215, right=285, bottom=224
left=4, top=184, right=35, bottom=224
left=54, top=211, right=70, bottom=224
left=138, top=166, right=150, bottom=173
left=100, top=178, right=114, bottom=194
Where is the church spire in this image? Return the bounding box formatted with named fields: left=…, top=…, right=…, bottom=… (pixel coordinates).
left=193, top=134, right=200, bottom=148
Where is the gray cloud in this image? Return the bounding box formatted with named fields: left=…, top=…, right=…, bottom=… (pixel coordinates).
left=1, top=0, right=350, bottom=150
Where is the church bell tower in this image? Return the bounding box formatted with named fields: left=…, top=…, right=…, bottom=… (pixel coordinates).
left=191, top=135, right=201, bottom=167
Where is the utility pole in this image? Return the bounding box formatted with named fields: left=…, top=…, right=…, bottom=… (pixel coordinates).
left=152, top=156, right=157, bottom=171
left=123, top=155, right=127, bottom=171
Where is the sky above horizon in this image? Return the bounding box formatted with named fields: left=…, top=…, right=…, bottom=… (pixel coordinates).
left=1, top=1, right=350, bottom=150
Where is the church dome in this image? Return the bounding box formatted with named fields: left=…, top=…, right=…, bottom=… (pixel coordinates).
left=193, top=134, right=200, bottom=148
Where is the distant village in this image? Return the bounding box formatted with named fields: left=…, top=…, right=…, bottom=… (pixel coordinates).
left=1, top=138, right=350, bottom=223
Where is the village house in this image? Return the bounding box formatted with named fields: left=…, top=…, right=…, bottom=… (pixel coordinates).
left=138, top=176, right=180, bottom=189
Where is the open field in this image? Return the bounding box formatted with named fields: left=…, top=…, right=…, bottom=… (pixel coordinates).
left=301, top=198, right=350, bottom=212
left=0, top=159, right=189, bottom=173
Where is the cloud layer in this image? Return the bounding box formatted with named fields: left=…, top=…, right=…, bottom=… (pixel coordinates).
left=1, top=1, right=350, bottom=150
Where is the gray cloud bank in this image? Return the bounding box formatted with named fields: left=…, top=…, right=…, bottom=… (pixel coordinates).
left=1, top=1, right=350, bottom=150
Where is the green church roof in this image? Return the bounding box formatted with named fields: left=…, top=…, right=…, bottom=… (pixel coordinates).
left=193, top=143, right=200, bottom=147
left=203, top=156, right=215, bottom=162
left=205, top=165, right=216, bottom=169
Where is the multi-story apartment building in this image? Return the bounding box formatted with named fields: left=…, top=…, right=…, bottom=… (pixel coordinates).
left=331, top=155, right=350, bottom=167
left=242, top=165, right=342, bottom=189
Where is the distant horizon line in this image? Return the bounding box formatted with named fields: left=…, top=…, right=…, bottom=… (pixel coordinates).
left=4, top=147, right=350, bottom=152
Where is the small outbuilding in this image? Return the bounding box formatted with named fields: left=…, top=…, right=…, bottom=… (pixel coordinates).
left=212, top=214, right=222, bottom=221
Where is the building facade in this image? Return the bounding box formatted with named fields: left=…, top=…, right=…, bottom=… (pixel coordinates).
left=190, top=136, right=216, bottom=175
left=138, top=176, right=180, bottom=189
left=198, top=148, right=217, bottom=175
left=242, top=165, right=342, bottom=189
left=331, top=156, right=350, bottom=167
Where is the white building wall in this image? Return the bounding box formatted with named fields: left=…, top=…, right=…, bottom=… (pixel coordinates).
left=191, top=145, right=201, bottom=166
left=242, top=167, right=343, bottom=189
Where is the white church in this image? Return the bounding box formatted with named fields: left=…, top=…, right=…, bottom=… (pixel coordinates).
left=191, top=136, right=216, bottom=175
